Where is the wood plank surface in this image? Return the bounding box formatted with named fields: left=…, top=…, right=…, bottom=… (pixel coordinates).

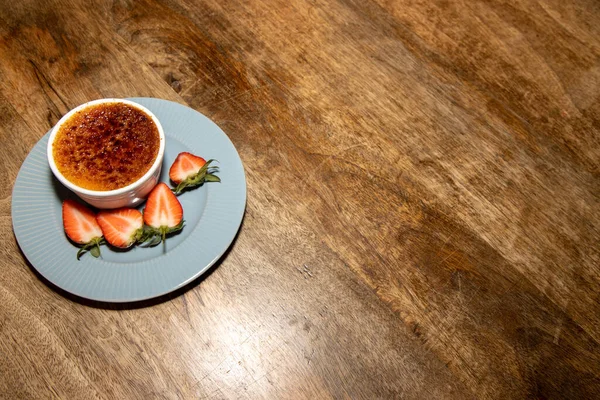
left=0, top=0, right=599, bottom=398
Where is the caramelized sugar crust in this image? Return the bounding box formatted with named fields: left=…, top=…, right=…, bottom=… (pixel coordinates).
left=53, top=103, right=160, bottom=191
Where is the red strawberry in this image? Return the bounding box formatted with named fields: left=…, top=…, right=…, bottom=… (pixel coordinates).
left=169, top=152, right=206, bottom=183
left=62, top=199, right=104, bottom=259
left=143, top=182, right=184, bottom=245
left=96, top=208, right=145, bottom=248
left=169, top=152, right=219, bottom=194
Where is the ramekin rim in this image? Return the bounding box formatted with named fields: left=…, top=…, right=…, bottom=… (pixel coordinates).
left=47, top=98, right=165, bottom=198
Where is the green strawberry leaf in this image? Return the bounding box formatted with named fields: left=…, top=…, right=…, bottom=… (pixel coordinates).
left=90, top=245, right=101, bottom=258
left=76, top=237, right=104, bottom=260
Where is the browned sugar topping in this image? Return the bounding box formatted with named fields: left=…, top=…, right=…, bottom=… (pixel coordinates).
left=53, top=103, right=160, bottom=191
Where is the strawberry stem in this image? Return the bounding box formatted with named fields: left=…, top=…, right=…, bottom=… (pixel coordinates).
left=76, top=237, right=105, bottom=260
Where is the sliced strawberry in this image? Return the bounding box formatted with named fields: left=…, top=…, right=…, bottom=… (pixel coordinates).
left=143, top=182, right=184, bottom=245
left=62, top=199, right=104, bottom=259
left=169, top=152, right=220, bottom=194
left=96, top=208, right=145, bottom=248
left=169, top=152, right=206, bottom=183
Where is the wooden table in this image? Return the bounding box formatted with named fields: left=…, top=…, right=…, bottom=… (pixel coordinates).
left=1, top=0, right=599, bottom=398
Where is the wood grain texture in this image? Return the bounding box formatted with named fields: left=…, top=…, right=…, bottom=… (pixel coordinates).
left=1, top=0, right=599, bottom=398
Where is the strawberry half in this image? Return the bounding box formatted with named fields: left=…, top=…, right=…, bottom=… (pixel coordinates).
left=62, top=199, right=104, bottom=259
left=96, top=208, right=146, bottom=249
left=143, top=182, right=184, bottom=245
left=169, top=152, right=219, bottom=194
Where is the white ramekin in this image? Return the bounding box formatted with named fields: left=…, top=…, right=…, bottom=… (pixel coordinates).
left=47, top=98, right=165, bottom=209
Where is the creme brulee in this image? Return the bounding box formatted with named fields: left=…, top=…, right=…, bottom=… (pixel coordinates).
left=52, top=103, right=160, bottom=191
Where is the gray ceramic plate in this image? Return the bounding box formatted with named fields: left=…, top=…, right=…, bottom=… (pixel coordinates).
left=11, top=98, right=246, bottom=302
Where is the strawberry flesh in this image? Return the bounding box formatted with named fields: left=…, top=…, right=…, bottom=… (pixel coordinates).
left=169, top=152, right=206, bottom=184
left=143, top=182, right=184, bottom=245
left=97, top=208, right=144, bottom=248
left=62, top=199, right=104, bottom=259
left=169, top=152, right=220, bottom=194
